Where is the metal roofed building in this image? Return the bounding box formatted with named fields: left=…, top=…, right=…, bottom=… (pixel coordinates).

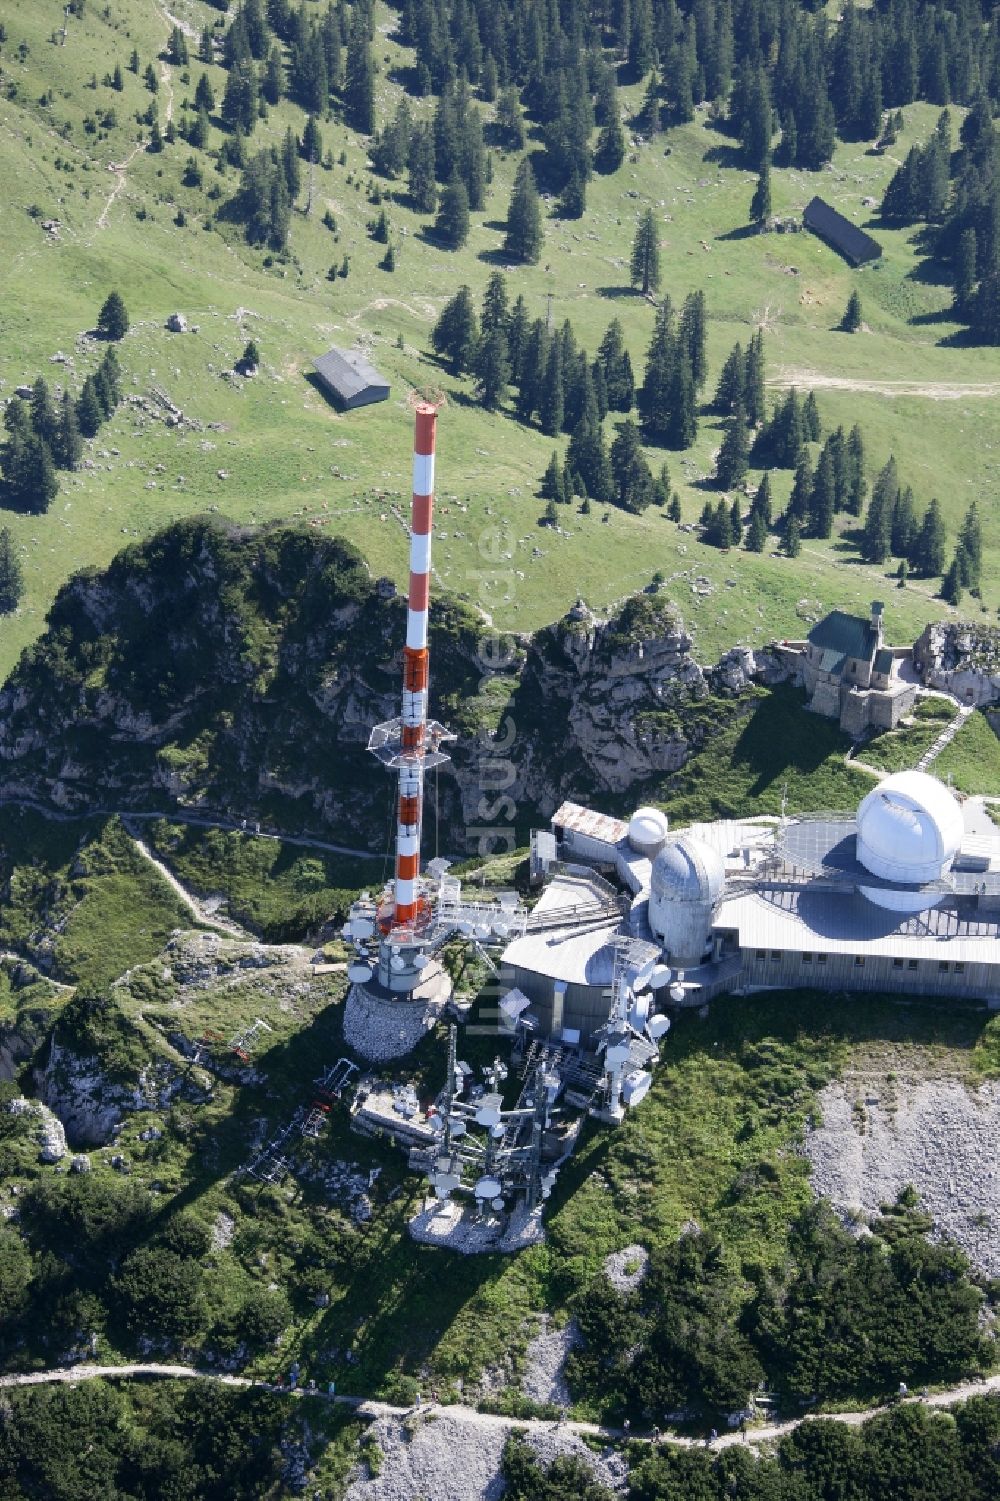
left=312, top=347, right=390, bottom=409
left=803, top=196, right=883, bottom=266
left=507, top=770, right=1000, bottom=1026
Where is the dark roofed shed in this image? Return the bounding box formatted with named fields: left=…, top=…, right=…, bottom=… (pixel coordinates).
left=312, top=347, right=390, bottom=409
left=803, top=197, right=882, bottom=266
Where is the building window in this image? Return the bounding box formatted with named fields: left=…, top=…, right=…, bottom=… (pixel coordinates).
left=939, top=961, right=949, bottom=972
left=771, top=950, right=781, bottom=961
left=892, top=958, right=904, bottom=969
left=854, top=955, right=865, bottom=967
left=802, top=953, right=813, bottom=964
left=907, top=959, right=918, bottom=970
left=756, top=949, right=766, bottom=959
left=817, top=953, right=828, bottom=965
left=954, top=962, right=966, bottom=975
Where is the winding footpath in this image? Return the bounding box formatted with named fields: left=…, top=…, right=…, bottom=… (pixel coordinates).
left=2, top=1361, right=1000, bottom=1453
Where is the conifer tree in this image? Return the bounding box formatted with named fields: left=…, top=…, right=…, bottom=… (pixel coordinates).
left=262, top=46, right=283, bottom=106
left=194, top=73, right=215, bottom=113
left=750, top=165, right=771, bottom=227
left=787, top=451, right=814, bottom=526
left=912, top=498, right=947, bottom=577
left=0, top=526, right=23, bottom=613
left=743, top=332, right=766, bottom=425
left=630, top=208, right=661, bottom=295
left=667, top=493, right=682, bottom=522
left=435, top=176, right=468, bottom=249
left=475, top=325, right=510, bottom=411
left=97, top=291, right=128, bottom=340
left=407, top=123, right=436, bottom=214
left=30, top=378, right=58, bottom=450
left=507, top=296, right=530, bottom=388
left=784, top=516, right=802, bottom=557
left=76, top=376, right=104, bottom=438
left=716, top=406, right=749, bottom=489
left=954, top=507, right=978, bottom=594
left=55, top=392, right=82, bottom=470
left=540, top=451, right=564, bottom=501
left=714, top=344, right=745, bottom=414
left=431, top=286, right=479, bottom=375
left=891, top=486, right=917, bottom=558
left=942, top=554, right=964, bottom=605
left=639, top=299, right=674, bottom=445
left=803, top=391, right=821, bottom=442
left=846, top=424, right=866, bottom=515
left=610, top=418, right=655, bottom=512
left=679, top=291, right=707, bottom=392
left=745, top=507, right=767, bottom=552
left=666, top=348, right=697, bottom=449
left=860, top=461, right=895, bottom=564
left=809, top=446, right=836, bottom=538
left=729, top=497, right=743, bottom=546
left=345, top=14, right=375, bottom=135
left=504, top=160, right=542, bottom=264
left=842, top=290, right=863, bottom=332
left=753, top=471, right=773, bottom=527
left=595, top=111, right=626, bottom=174
left=539, top=342, right=565, bottom=438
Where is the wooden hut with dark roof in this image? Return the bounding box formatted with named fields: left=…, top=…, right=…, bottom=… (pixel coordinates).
left=312, top=347, right=390, bottom=409
left=803, top=197, right=882, bottom=266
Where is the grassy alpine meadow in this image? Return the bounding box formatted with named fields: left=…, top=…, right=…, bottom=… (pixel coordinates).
left=1, top=0, right=998, bottom=686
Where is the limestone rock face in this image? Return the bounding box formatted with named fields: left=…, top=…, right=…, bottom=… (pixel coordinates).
left=916, top=622, right=1000, bottom=706
left=0, top=519, right=785, bottom=848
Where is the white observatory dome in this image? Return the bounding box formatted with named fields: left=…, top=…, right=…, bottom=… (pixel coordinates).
left=651, top=836, right=726, bottom=904
left=649, top=835, right=725, bottom=967
left=856, top=770, right=964, bottom=911
left=628, top=805, right=670, bottom=857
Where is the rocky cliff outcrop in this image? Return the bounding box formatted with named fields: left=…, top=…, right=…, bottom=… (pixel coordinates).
left=0, top=520, right=781, bottom=849
left=915, top=622, right=1000, bottom=706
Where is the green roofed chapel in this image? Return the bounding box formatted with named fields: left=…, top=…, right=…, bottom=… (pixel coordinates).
left=800, top=601, right=917, bottom=736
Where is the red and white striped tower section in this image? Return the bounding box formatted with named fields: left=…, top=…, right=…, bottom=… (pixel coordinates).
left=368, top=404, right=455, bottom=978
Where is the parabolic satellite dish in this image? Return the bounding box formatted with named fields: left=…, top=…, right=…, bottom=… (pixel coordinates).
left=632, top=955, right=657, bottom=990
left=649, top=964, right=673, bottom=989
left=646, top=1014, right=671, bottom=1041
left=475, top=1176, right=502, bottom=1198
left=347, top=963, right=373, bottom=984
left=353, top=918, right=374, bottom=941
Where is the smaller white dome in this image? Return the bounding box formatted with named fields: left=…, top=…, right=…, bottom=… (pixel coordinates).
left=856, top=770, right=964, bottom=888
left=628, top=805, right=670, bottom=856
left=651, top=836, right=725, bottom=905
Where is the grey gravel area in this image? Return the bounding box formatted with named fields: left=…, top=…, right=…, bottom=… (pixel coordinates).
left=343, top=986, right=435, bottom=1062
left=603, top=1244, right=649, bottom=1293
left=806, top=1077, right=1000, bottom=1276
left=521, top=1318, right=579, bottom=1407
left=344, top=1410, right=626, bottom=1501
left=408, top=1201, right=545, bottom=1254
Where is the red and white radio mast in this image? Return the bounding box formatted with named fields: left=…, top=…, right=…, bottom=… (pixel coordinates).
left=368, top=403, right=455, bottom=983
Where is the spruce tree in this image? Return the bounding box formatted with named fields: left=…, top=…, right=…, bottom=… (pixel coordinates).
left=666, top=349, right=697, bottom=449
left=809, top=446, right=836, bottom=538
left=539, top=342, right=565, bottom=438
left=475, top=325, right=510, bottom=411
left=30, top=378, right=58, bottom=450
left=431, top=286, right=478, bottom=375
left=55, top=391, right=82, bottom=469
left=97, top=291, right=129, bottom=340
left=434, top=176, right=469, bottom=248
left=714, top=344, right=745, bottom=414
left=787, top=451, right=814, bottom=526
left=679, top=291, right=707, bottom=392
left=716, top=406, right=749, bottom=490
left=345, top=15, right=374, bottom=135
left=595, top=112, right=626, bottom=174
left=630, top=208, right=661, bottom=295
left=407, top=123, right=436, bottom=214
left=639, top=299, right=675, bottom=445
left=842, top=290, right=863, bottom=332
left=540, top=451, right=563, bottom=500
left=609, top=419, right=655, bottom=512
left=745, top=507, right=767, bottom=552
left=504, top=160, right=542, bottom=264
left=784, top=517, right=802, bottom=557
left=0, top=526, right=23, bottom=613
left=958, top=503, right=983, bottom=593
left=750, top=165, right=771, bottom=227
left=803, top=391, right=821, bottom=442
left=942, top=554, right=964, bottom=605
left=729, top=497, right=743, bottom=546
left=667, top=493, right=682, bottom=522
left=846, top=424, right=866, bottom=515
left=76, top=376, right=104, bottom=438
left=891, top=486, right=917, bottom=559
left=743, top=332, right=766, bottom=426
left=912, top=498, right=947, bottom=577
left=195, top=73, right=215, bottom=113
left=753, top=472, right=773, bottom=527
